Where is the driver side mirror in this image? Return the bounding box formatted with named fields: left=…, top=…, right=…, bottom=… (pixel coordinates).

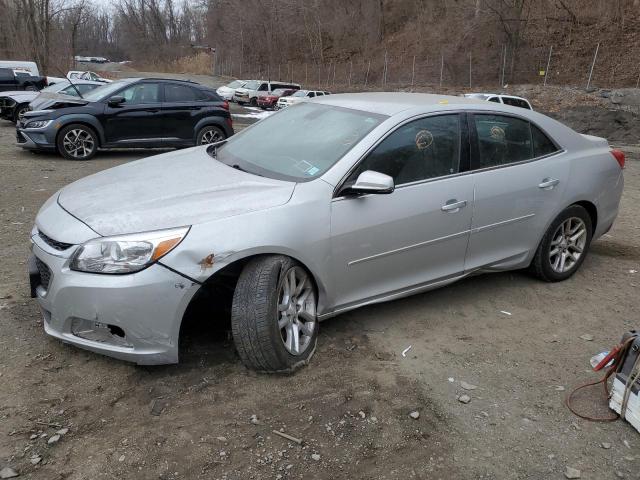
left=340, top=170, right=395, bottom=196
left=108, top=95, right=125, bottom=107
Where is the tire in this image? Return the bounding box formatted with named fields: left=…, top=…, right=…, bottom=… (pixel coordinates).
left=56, top=124, right=98, bottom=160
left=530, top=205, right=593, bottom=282
left=250, top=97, right=257, bottom=107
left=231, top=255, right=318, bottom=372
left=12, top=103, right=29, bottom=123
left=196, top=125, right=226, bottom=145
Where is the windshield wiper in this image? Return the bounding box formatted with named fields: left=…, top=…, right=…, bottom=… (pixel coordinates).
left=206, top=139, right=227, bottom=158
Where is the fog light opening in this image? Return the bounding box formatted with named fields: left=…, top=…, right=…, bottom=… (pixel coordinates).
left=70, top=317, right=132, bottom=348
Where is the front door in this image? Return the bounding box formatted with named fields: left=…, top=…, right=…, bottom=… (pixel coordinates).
left=464, top=112, right=569, bottom=270
left=330, top=113, right=474, bottom=309
left=103, top=82, right=163, bottom=144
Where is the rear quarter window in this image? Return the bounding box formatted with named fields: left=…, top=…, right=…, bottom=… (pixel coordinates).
left=532, top=124, right=559, bottom=157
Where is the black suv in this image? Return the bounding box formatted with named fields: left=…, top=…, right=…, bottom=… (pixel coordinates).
left=16, top=77, right=233, bottom=160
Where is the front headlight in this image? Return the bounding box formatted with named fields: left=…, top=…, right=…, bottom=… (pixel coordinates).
left=70, top=226, right=189, bottom=274
left=25, top=119, right=52, bottom=129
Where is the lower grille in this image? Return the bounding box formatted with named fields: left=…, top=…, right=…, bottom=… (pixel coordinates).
left=38, top=230, right=73, bottom=251
left=16, top=130, right=26, bottom=143
left=35, top=257, right=52, bottom=291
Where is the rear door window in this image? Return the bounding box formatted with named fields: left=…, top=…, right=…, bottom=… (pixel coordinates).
left=531, top=124, right=559, bottom=157
left=164, top=83, right=199, bottom=102
left=473, top=114, right=533, bottom=168
left=119, top=83, right=161, bottom=104
left=502, top=97, right=531, bottom=109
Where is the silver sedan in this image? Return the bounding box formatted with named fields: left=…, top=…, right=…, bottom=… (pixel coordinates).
left=29, top=93, right=624, bottom=370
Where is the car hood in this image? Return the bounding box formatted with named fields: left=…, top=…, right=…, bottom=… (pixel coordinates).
left=57, top=147, right=296, bottom=236
left=0, top=91, right=37, bottom=102
left=29, top=92, right=88, bottom=111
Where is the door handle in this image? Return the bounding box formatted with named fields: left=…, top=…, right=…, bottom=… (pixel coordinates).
left=144, top=108, right=159, bottom=113
left=441, top=199, right=467, bottom=213
left=538, top=178, right=560, bottom=190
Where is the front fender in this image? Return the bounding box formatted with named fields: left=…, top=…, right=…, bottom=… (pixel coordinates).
left=53, top=114, right=106, bottom=145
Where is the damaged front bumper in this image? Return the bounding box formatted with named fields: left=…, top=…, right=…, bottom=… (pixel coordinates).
left=30, top=237, right=199, bottom=365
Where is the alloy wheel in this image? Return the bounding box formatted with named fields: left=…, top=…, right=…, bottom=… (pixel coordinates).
left=549, top=217, right=587, bottom=273
left=200, top=129, right=223, bottom=145
left=277, top=267, right=316, bottom=356
left=17, top=106, right=28, bottom=121
left=62, top=129, right=95, bottom=159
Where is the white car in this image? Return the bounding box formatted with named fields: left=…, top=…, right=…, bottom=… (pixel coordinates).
left=464, top=93, right=532, bottom=110
left=277, top=90, right=331, bottom=109
left=234, top=80, right=301, bottom=106
left=216, top=80, right=247, bottom=101
left=67, top=71, right=112, bottom=83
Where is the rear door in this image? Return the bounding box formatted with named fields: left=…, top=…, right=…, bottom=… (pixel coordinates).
left=464, top=112, right=567, bottom=271
left=160, top=83, right=205, bottom=142
left=102, top=81, right=163, bottom=144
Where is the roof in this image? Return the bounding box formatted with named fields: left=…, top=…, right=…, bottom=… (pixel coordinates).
left=312, top=92, right=486, bottom=116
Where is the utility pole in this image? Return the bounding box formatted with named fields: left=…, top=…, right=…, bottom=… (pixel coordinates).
left=543, top=45, right=553, bottom=87
left=586, top=42, right=600, bottom=90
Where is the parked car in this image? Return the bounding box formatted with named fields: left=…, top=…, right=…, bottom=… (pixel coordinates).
left=17, top=77, right=233, bottom=160
left=0, top=80, right=102, bottom=123
left=464, top=93, right=533, bottom=110
left=216, top=80, right=247, bottom=101
left=233, top=80, right=300, bottom=106
left=28, top=93, right=623, bottom=369
left=276, top=89, right=330, bottom=109
left=0, top=68, right=47, bottom=92
left=67, top=70, right=112, bottom=83
left=257, top=88, right=296, bottom=109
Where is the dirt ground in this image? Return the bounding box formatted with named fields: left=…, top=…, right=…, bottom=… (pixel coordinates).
left=1, top=91, right=640, bottom=480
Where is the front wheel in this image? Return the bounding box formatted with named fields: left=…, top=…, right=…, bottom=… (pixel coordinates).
left=231, top=256, right=318, bottom=372
left=196, top=125, right=226, bottom=145
left=56, top=124, right=98, bottom=160
left=530, top=205, right=593, bottom=282
left=13, top=103, right=29, bottom=123
left=249, top=97, right=257, bottom=107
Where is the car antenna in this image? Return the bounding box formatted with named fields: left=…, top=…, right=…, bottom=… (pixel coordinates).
left=53, top=66, right=84, bottom=98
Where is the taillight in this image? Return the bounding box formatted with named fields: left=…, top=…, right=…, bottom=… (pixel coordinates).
left=611, top=149, right=625, bottom=169
left=222, top=100, right=229, bottom=111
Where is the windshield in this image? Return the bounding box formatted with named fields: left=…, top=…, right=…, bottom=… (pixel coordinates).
left=41, top=81, right=71, bottom=93
left=227, top=80, right=244, bottom=88
left=292, top=91, right=307, bottom=97
left=243, top=80, right=261, bottom=90
left=216, top=103, right=386, bottom=181
left=82, top=80, right=128, bottom=101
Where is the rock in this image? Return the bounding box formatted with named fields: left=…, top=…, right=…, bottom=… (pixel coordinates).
left=47, top=434, right=61, bottom=445
left=601, top=442, right=612, bottom=449
left=555, top=386, right=566, bottom=391
left=250, top=414, right=259, bottom=425
left=118, top=455, right=125, bottom=462
left=29, top=434, right=37, bottom=440
left=29, top=456, right=41, bottom=465
left=216, top=436, right=228, bottom=442
left=409, top=411, right=420, bottom=419
left=579, top=334, right=594, bottom=341
left=624, top=456, right=634, bottom=461
left=623, top=439, right=631, bottom=449
left=56, top=428, right=69, bottom=436
left=564, top=466, right=581, bottom=479
left=458, top=395, right=471, bottom=404
left=0, top=467, right=18, bottom=479
left=311, top=454, right=320, bottom=461
left=358, top=411, right=366, bottom=419
left=460, top=381, right=477, bottom=391
left=615, top=472, right=625, bottom=479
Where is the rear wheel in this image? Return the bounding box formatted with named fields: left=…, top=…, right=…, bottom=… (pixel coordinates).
left=250, top=97, right=257, bottom=107
left=231, top=256, right=318, bottom=372
left=56, top=124, right=98, bottom=160
left=196, top=125, right=226, bottom=145
left=531, top=205, right=593, bottom=282
left=13, top=103, right=29, bottom=123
